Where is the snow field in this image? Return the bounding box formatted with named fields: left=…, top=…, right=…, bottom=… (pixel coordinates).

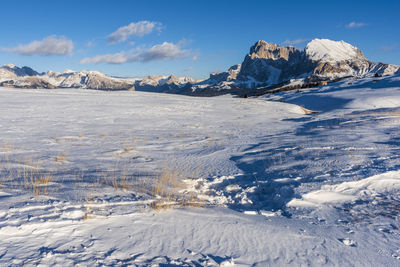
left=0, top=74, right=400, bottom=265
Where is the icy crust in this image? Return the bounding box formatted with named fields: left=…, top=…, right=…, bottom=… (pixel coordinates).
left=305, top=38, right=365, bottom=62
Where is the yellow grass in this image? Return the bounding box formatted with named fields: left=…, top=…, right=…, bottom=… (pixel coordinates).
left=149, top=166, right=204, bottom=210
left=32, top=174, right=53, bottom=195
left=0, top=147, right=204, bottom=210
left=299, top=105, right=318, bottom=114
left=55, top=153, right=66, bottom=162
left=124, top=147, right=134, bottom=153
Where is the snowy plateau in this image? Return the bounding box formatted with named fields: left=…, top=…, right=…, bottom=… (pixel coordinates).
left=0, top=39, right=400, bottom=266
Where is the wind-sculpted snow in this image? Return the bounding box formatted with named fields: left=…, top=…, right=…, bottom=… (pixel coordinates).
left=0, top=74, right=400, bottom=265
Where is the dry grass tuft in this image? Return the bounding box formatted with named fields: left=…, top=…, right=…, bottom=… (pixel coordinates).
left=55, top=153, right=67, bottom=162
left=123, top=147, right=134, bottom=153
left=32, top=174, right=53, bottom=195
left=0, top=149, right=203, bottom=210
left=83, top=190, right=95, bottom=220
left=149, top=167, right=204, bottom=211
left=299, top=105, right=318, bottom=114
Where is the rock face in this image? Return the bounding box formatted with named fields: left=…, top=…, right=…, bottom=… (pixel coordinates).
left=237, top=41, right=314, bottom=86
left=209, top=64, right=241, bottom=84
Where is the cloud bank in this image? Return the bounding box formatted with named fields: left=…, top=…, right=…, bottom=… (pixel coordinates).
left=4, top=35, right=74, bottom=56
left=108, top=21, right=162, bottom=44
left=80, top=52, right=127, bottom=64
left=80, top=41, right=191, bottom=64
left=345, top=22, right=367, bottom=29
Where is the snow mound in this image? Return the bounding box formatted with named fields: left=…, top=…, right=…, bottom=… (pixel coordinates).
left=287, top=170, right=400, bottom=207
left=305, top=38, right=365, bottom=62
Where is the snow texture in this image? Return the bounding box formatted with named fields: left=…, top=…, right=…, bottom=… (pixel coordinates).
left=0, top=73, right=400, bottom=265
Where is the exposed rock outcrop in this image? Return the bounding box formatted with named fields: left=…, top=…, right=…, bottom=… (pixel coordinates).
left=237, top=41, right=314, bottom=86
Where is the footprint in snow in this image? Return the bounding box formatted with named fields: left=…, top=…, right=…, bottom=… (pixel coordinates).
left=338, top=238, right=357, bottom=247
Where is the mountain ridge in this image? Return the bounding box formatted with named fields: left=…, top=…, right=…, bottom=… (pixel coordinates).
left=0, top=38, right=399, bottom=95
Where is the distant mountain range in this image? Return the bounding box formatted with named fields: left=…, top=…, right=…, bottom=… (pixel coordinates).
left=1, top=38, right=399, bottom=96
left=0, top=64, right=197, bottom=92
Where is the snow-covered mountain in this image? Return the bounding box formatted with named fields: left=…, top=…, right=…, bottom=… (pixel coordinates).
left=191, top=38, right=400, bottom=95
left=0, top=66, right=134, bottom=90
left=305, top=39, right=398, bottom=80
left=0, top=65, right=195, bottom=91
left=134, top=75, right=198, bottom=93
left=305, top=39, right=364, bottom=62
left=0, top=38, right=398, bottom=94
left=0, top=64, right=39, bottom=80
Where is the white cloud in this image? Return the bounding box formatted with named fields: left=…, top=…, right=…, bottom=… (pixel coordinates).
left=282, top=38, right=310, bottom=46
left=80, top=41, right=192, bottom=64
left=345, top=22, right=367, bottom=29
left=80, top=52, right=127, bottom=64
left=133, top=42, right=189, bottom=62
left=4, top=35, right=74, bottom=56
left=108, top=21, right=162, bottom=44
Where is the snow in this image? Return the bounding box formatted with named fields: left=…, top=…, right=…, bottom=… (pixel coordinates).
left=63, top=69, right=75, bottom=74
left=0, top=73, right=400, bottom=265
left=288, top=170, right=400, bottom=207
left=305, top=38, right=364, bottom=62
left=4, top=64, right=16, bottom=69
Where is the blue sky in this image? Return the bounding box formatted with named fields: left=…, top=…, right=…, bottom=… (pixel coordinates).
left=0, top=0, right=399, bottom=79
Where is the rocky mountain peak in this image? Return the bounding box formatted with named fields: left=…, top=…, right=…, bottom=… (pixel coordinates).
left=238, top=40, right=310, bottom=85
left=249, top=40, right=300, bottom=61
left=4, top=64, right=16, bottom=69
left=0, top=64, right=39, bottom=77
left=19, top=66, right=40, bottom=76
